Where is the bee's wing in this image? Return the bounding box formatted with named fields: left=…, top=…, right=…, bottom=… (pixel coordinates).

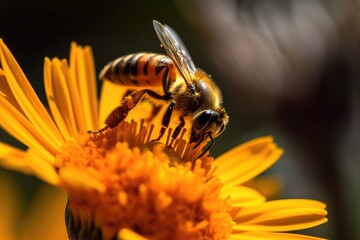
left=153, top=20, right=196, bottom=88
left=163, top=24, right=196, bottom=73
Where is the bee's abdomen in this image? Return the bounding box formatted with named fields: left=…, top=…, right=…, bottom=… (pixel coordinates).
left=99, top=53, right=177, bottom=87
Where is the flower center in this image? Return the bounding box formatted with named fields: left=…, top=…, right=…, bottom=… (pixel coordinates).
left=55, top=120, right=233, bottom=240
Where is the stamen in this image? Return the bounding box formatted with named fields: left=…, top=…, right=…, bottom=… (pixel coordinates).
left=179, top=128, right=186, bottom=140
left=146, top=124, right=154, bottom=143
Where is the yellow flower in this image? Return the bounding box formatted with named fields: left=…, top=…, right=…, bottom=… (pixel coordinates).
left=0, top=39, right=327, bottom=240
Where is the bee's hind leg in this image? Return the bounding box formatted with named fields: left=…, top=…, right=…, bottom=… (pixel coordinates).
left=89, top=88, right=172, bottom=135
left=87, top=125, right=109, bottom=134
left=88, top=89, right=149, bottom=135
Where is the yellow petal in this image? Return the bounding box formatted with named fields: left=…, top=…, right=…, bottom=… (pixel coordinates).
left=59, top=167, right=106, bottom=192
left=118, top=228, right=149, bottom=240
left=19, top=184, right=68, bottom=240
left=26, top=150, right=60, bottom=186
left=0, top=142, right=59, bottom=185
left=54, top=44, right=85, bottom=133
left=214, top=136, right=283, bottom=186
left=99, top=80, right=126, bottom=127
left=0, top=39, right=64, bottom=149
left=44, top=57, right=77, bottom=138
left=0, top=96, right=57, bottom=162
left=222, top=185, right=265, bottom=207
left=231, top=231, right=327, bottom=240
left=234, top=199, right=328, bottom=232
left=69, top=43, right=99, bottom=131
left=243, top=175, right=283, bottom=200
left=0, top=142, right=32, bottom=174
left=81, top=45, right=99, bottom=129
left=0, top=68, right=23, bottom=114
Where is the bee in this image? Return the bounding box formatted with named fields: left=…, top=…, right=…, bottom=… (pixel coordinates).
left=95, top=20, right=229, bottom=156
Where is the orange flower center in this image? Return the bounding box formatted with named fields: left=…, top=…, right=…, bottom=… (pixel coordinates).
left=55, top=121, right=233, bottom=240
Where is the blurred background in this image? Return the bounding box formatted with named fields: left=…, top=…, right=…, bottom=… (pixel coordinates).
left=1, top=0, right=359, bottom=239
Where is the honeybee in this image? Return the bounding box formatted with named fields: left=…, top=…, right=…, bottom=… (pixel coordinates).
left=96, top=20, right=229, bottom=155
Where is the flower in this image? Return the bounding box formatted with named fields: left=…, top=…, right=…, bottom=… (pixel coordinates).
left=0, top=39, right=327, bottom=240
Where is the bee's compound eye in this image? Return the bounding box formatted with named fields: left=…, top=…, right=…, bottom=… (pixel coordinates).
left=194, top=110, right=216, bottom=131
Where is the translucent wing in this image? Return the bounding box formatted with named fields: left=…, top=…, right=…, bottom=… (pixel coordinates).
left=164, top=24, right=196, bottom=73
left=153, top=20, right=196, bottom=88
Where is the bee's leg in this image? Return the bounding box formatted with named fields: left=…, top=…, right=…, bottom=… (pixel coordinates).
left=121, top=89, right=135, bottom=101
left=152, top=101, right=175, bottom=142
left=89, top=89, right=169, bottom=134
left=87, top=101, right=126, bottom=134
left=169, top=115, right=185, bottom=146
left=105, top=89, right=169, bottom=128
left=150, top=65, right=177, bottom=141
left=88, top=125, right=110, bottom=134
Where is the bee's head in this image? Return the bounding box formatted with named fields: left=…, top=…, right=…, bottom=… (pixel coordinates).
left=190, top=108, right=229, bottom=143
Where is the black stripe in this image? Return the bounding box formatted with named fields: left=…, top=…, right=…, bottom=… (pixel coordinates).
left=124, top=54, right=136, bottom=76
left=130, top=54, right=142, bottom=79
left=143, top=56, right=151, bottom=75
left=114, top=58, right=125, bottom=76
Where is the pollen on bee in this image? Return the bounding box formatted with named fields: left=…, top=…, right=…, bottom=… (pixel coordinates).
left=124, top=95, right=135, bottom=109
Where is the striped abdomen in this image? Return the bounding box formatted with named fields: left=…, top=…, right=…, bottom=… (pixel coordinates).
left=99, top=53, right=178, bottom=88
